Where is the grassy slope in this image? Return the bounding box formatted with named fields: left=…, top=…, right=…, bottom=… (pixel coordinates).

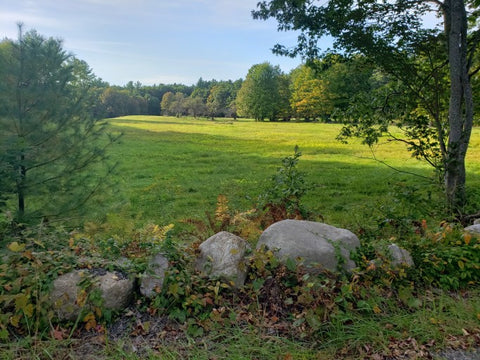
left=101, top=116, right=480, bottom=232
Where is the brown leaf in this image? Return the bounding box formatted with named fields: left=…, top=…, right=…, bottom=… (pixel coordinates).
left=51, top=326, right=68, bottom=340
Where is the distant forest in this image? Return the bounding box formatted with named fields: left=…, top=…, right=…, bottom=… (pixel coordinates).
left=89, top=55, right=450, bottom=123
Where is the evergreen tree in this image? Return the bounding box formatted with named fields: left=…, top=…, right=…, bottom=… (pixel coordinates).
left=0, top=25, right=119, bottom=223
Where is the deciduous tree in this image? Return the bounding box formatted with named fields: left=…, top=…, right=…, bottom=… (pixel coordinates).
left=236, top=62, right=288, bottom=121
left=290, top=64, right=333, bottom=120
left=253, top=0, right=479, bottom=212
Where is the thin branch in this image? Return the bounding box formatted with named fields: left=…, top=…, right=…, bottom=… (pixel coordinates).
left=367, top=147, right=434, bottom=181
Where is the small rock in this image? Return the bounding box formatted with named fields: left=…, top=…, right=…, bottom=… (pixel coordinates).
left=195, top=231, right=250, bottom=287
left=388, top=244, right=414, bottom=267
left=140, top=253, right=169, bottom=298
left=51, top=270, right=84, bottom=321
left=51, top=269, right=134, bottom=321
left=97, top=272, right=134, bottom=310
left=465, top=224, right=480, bottom=235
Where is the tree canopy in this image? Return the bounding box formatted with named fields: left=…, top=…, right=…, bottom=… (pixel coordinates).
left=253, top=0, right=480, bottom=213
left=236, top=62, right=290, bottom=121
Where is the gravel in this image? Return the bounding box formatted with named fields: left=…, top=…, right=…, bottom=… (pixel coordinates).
left=432, top=348, right=480, bottom=360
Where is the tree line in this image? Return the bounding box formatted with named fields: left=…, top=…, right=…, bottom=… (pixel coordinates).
left=87, top=56, right=419, bottom=123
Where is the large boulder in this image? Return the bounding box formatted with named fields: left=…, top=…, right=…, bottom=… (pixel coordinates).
left=195, top=231, right=251, bottom=287
left=51, top=269, right=134, bottom=321
left=256, top=220, right=360, bottom=272
left=140, top=253, right=169, bottom=298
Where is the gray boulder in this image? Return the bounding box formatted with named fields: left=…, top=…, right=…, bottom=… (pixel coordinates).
left=51, top=270, right=84, bottom=321
left=387, top=244, right=414, bottom=267
left=97, top=271, right=134, bottom=310
left=51, top=269, right=134, bottom=321
left=256, top=220, right=360, bottom=272
left=140, top=253, right=169, bottom=298
left=465, top=224, right=480, bottom=235
left=195, top=231, right=251, bottom=287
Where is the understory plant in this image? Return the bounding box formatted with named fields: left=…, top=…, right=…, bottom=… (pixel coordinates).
left=258, top=145, right=314, bottom=222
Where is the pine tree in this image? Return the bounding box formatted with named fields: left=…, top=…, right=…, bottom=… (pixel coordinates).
left=0, top=25, right=119, bottom=223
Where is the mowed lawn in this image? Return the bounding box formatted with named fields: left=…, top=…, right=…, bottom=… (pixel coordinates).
left=103, top=116, right=480, bottom=232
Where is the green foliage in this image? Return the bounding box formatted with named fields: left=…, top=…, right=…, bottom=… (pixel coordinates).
left=410, top=223, right=480, bottom=289
left=84, top=219, right=175, bottom=262
left=0, top=26, right=120, bottom=223
left=258, top=146, right=314, bottom=222
left=148, top=240, right=234, bottom=330
left=253, top=0, right=476, bottom=211
left=290, top=63, right=333, bottom=121
left=0, top=218, right=177, bottom=340
left=0, top=225, right=77, bottom=339
left=236, top=62, right=290, bottom=121
left=375, top=182, right=444, bottom=238
left=1, top=212, right=479, bottom=358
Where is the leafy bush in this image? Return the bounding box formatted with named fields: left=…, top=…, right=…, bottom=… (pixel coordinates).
left=0, top=219, right=175, bottom=341
left=258, top=146, right=314, bottom=223
left=410, top=223, right=480, bottom=289
left=0, top=225, right=78, bottom=340
left=373, top=181, right=444, bottom=239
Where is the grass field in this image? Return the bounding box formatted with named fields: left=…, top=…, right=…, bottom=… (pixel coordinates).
left=99, top=115, right=480, bottom=234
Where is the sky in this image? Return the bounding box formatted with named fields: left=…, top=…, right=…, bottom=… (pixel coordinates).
left=0, top=0, right=329, bottom=86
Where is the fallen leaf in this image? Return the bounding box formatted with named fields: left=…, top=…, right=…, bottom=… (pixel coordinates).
left=7, top=242, right=25, bottom=252
left=51, top=326, right=68, bottom=340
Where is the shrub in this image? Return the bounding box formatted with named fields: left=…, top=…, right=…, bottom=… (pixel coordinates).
left=0, top=225, right=78, bottom=340
left=258, top=146, right=315, bottom=223
left=410, top=223, right=480, bottom=289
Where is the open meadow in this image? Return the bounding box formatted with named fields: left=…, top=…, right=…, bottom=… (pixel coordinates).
left=101, top=115, right=480, bottom=233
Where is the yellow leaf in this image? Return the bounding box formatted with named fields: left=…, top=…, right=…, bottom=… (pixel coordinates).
left=83, top=312, right=95, bottom=322
left=83, top=312, right=97, bottom=331
left=77, top=289, right=88, bottom=307
left=9, top=314, right=21, bottom=327
left=7, top=242, right=25, bottom=252
left=464, top=233, right=472, bottom=245
left=23, top=304, right=34, bottom=318
left=373, top=305, right=382, bottom=314
left=14, top=294, right=28, bottom=312
left=94, top=306, right=102, bottom=318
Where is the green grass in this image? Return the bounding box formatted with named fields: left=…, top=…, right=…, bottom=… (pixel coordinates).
left=95, top=115, right=480, bottom=233
left=2, top=288, right=479, bottom=359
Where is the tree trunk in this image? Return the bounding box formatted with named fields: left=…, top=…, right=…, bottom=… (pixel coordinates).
left=17, top=161, right=26, bottom=218
left=444, top=0, right=474, bottom=212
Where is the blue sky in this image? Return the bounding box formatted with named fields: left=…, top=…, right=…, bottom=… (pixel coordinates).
left=0, top=0, right=329, bottom=86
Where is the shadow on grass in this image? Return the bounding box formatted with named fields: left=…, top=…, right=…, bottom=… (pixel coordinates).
left=103, top=122, right=480, bottom=229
